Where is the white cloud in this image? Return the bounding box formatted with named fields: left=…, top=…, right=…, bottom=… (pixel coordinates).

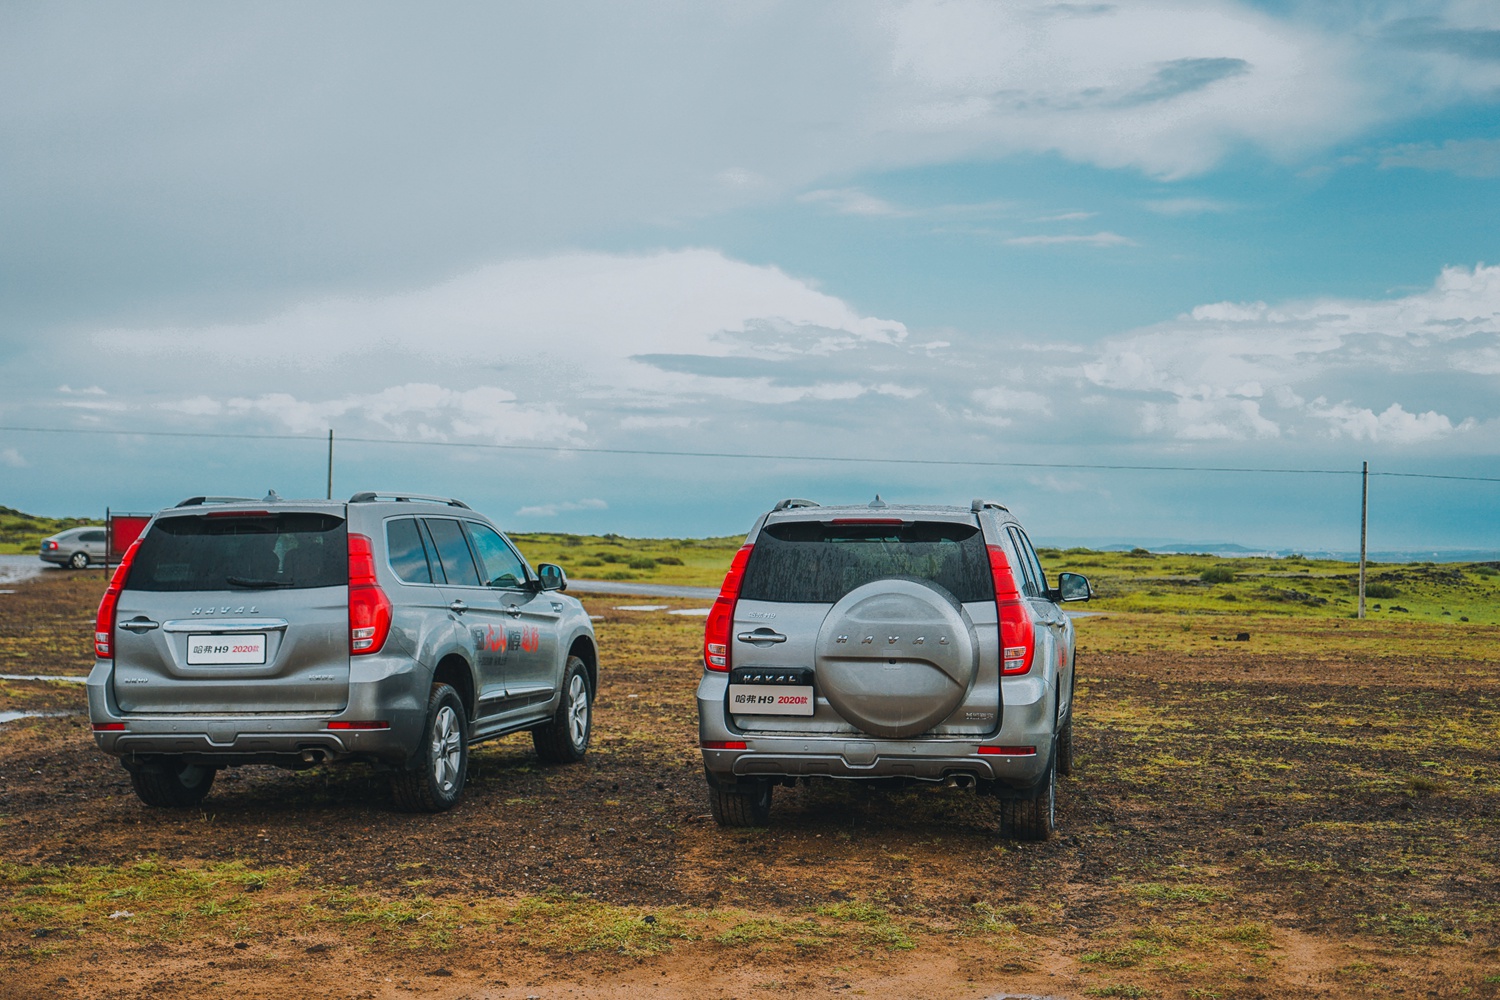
left=1141, top=197, right=1235, bottom=215
left=798, top=188, right=905, bottom=217
left=1004, top=231, right=1137, bottom=247
left=514, top=498, right=608, bottom=518
left=0, top=447, right=26, bottom=468
left=1305, top=400, right=1471, bottom=444
left=1035, top=211, right=1097, bottom=222
left=1380, top=138, right=1500, bottom=178
left=57, top=385, right=106, bottom=395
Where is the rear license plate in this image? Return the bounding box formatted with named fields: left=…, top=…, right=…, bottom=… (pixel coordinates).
left=729, top=684, right=814, bottom=716
left=187, top=634, right=267, bottom=665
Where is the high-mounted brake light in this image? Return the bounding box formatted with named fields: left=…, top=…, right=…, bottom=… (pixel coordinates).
left=347, top=533, right=392, bottom=655
left=828, top=517, right=905, bottom=525
left=206, top=510, right=271, bottom=518
left=987, top=544, right=1035, bottom=676
left=93, top=539, right=141, bottom=659
left=703, top=544, right=754, bottom=672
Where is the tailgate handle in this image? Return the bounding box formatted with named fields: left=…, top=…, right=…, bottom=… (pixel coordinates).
left=737, top=629, right=787, bottom=644
left=119, top=617, right=159, bottom=633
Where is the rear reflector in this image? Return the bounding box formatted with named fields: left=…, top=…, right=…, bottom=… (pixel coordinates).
left=701, top=740, right=747, bottom=750
left=327, top=720, right=390, bottom=731
left=978, top=745, right=1036, bottom=756
left=92, top=722, right=125, bottom=732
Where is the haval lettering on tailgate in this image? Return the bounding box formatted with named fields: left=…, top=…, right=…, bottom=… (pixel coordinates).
left=89, top=492, right=599, bottom=812
left=696, top=497, right=1090, bottom=839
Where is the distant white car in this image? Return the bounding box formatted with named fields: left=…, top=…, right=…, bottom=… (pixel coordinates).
left=39, top=527, right=107, bottom=569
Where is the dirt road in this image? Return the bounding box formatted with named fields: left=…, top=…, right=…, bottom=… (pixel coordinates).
left=1, top=570, right=1497, bottom=999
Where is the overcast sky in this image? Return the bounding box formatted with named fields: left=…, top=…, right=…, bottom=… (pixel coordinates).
left=2, top=1, right=1498, bottom=553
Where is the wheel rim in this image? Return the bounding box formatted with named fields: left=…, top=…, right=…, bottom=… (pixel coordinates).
left=71, top=553, right=87, bottom=568
left=431, top=705, right=462, bottom=793
left=567, top=674, right=589, bottom=749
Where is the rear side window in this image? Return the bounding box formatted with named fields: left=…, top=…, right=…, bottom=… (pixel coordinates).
left=386, top=517, right=434, bottom=584
left=424, top=518, right=482, bottom=587
left=739, top=520, right=994, bottom=604
left=80, top=530, right=106, bottom=543
left=128, top=513, right=347, bottom=592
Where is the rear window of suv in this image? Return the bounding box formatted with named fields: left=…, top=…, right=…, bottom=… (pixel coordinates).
left=128, top=513, right=347, bottom=592
left=739, top=519, right=994, bottom=604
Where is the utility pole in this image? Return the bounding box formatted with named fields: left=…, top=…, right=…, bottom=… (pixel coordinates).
left=326, top=429, right=334, bottom=500
left=1358, top=460, right=1368, bottom=620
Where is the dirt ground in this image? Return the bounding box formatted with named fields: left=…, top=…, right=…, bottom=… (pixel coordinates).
left=1, top=568, right=1498, bottom=999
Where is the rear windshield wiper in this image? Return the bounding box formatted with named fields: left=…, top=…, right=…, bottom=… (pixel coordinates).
left=225, top=576, right=296, bottom=589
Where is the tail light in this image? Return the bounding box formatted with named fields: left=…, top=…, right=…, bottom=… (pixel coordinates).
left=93, top=539, right=140, bottom=658
left=701, top=740, right=747, bottom=750
left=987, top=544, right=1035, bottom=676
left=43, top=541, right=58, bottom=551
left=347, top=533, right=392, bottom=655
left=703, top=544, right=754, bottom=671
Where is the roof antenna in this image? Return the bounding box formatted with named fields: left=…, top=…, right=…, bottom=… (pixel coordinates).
left=263, top=489, right=282, bottom=503
left=869, top=494, right=887, bottom=509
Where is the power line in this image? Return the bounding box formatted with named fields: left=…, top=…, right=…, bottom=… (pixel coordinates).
left=2, top=422, right=1498, bottom=483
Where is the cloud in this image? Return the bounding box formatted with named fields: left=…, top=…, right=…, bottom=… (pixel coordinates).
left=798, top=188, right=905, bottom=217
left=1005, top=232, right=1137, bottom=247
left=0, top=447, right=26, bottom=468
left=1141, top=197, right=1235, bottom=215
left=1380, top=138, right=1500, bottom=178
left=57, top=385, right=106, bottom=396
left=1304, top=400, right=1471, bottom=444
left=514, top=498, right=608, bottom=518
left=1035, top=211, right=1097, bottom=222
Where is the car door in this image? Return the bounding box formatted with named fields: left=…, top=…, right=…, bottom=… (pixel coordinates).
left=464, top=521, right=561, bottom=712
left=80, top=529, right=107, bottom=562
left=421, top=516, right=511, bottom=721
left=1009, top=527, right=1074, bottom=722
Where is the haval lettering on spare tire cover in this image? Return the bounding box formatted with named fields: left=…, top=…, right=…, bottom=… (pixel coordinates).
left=87, top=491, right=599, bottom=814
left=694, top=497, right=1092, bottom=840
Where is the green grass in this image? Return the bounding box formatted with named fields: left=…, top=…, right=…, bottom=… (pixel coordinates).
left=0, top=506, right=101, bottom=554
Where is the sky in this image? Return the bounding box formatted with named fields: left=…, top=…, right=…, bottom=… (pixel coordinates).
left=1, top=1, right=1498, bottom=555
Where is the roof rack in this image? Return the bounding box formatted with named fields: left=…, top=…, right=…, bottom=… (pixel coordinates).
left=772, top=498, right=820, bottom=511
left=348, top=492, right=471, bottom=509
left=175, top=496, right=257, bottom=508
left=970, top=499, right=1010, bottom=513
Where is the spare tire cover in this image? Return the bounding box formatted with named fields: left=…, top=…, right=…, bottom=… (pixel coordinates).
left=814, top=577, right=980, bottom=739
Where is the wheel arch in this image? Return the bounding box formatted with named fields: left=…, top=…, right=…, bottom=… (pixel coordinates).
left=431, top=653, right=476, bottom=720
left=568, top=633, right=598, bottom=694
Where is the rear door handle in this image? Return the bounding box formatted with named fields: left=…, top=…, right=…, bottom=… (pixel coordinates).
left=506, top=604, right=524, bottom=618
left=449, top=600, right=469, bottom=614
left=737, top=629, right=787, bottom=644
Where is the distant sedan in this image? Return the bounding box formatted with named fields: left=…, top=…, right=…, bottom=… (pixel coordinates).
left=39, top=526, right=107, bottom=569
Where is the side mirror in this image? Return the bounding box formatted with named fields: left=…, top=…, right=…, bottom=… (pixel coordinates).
left=1055, top=572, right=1091, bottom=603
left=536, top=563, right=568, bottom=592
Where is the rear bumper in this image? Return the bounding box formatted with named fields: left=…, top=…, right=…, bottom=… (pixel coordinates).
left=86, top=654, right=427, bottom=767
left=696, top=670, right=1054, bottom=791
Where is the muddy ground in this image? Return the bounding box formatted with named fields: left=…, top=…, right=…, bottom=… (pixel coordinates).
left=0, top=568, right=1498, bottom=999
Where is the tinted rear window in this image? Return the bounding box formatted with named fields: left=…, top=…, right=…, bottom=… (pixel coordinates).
left=739, top=520, right=994, bottom=604
left=128, top=513, right=347, bottom=592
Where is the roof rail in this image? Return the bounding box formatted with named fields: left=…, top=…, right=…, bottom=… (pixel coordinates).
left=772, top=498, right=820, bottom=511
left=970, top=499, right=1011, bottom=513
left=175, top=496, right=257, bottom=508
left=348, top=492, right=471, bottom=509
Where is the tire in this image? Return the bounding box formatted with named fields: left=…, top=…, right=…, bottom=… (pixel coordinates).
left=1056, top=716, right=1075, bottom=778
left=998, top=753, right=1056, bottom=842
left=390, top=683, right=469, bottom=813
left=709, top=778, right=772, bottom=827
left=532, top=656, right=592, bottom=764
left=68, top=551, right=89, bottom=570
left=130, top=759, right=216, bottom=808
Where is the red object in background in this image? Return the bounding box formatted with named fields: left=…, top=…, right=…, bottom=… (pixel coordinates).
left=107, top=513, right=151, bottom=563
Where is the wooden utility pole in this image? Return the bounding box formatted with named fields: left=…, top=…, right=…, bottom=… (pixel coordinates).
left=1358, top=460, right=1368, bottom=619
left=326, top=429, right=334, bottom=500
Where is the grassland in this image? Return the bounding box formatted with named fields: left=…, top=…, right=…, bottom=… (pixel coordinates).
left=0, top=507, right=101, bottom=555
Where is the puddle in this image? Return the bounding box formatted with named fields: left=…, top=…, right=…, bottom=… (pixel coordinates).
left=0, top=710, right=74, bottom=725
left=0, top=555, right=50, bottom=586
left=614, top=604, right=670, bottom=612
left=667, top=608, right=712, bottom=616
left=0, top=674, right=89, bottom=684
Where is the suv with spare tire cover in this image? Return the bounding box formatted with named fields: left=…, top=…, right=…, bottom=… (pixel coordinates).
left=696, top=497, right=1090, bottom=839
left=87, top=492, right=598, bottom=812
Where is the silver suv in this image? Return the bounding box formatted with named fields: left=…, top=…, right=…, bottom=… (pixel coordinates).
left=696, top=498, right=1090, bottom=839
left=88, top=492, right=599, bottom=812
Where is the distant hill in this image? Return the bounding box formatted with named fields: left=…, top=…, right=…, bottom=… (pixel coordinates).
left=0, top=506, right=103, bottom=554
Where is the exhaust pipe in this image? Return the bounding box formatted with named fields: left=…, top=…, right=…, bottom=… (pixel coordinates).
left=944, top=773, right=976, bottom=789
left=300, top=749, right=324, bottom=764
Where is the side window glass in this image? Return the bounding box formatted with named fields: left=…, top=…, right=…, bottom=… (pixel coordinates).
left=1007, top=527, right=1040, bottom=598
left=466, top=523, right=529, bottom=589
left=81, top=530, right=106, bottom=542
left=423, top=518, right=482, bottom=587
left=385, top=517, right=433, bottom=584
left=1017, top=529, right=1050, bottom=596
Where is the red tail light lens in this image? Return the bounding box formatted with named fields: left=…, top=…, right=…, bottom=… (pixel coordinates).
left=92, top=722, right=126, bottom=732
left=93, top=539, right=140, bottom=659
left=978, top=745, right=1036, bottom=756
left=987, top=544, right=1034, bottom=676
left=327, top=720, right=390, bottom=731
left=701, top=740, right=748, bottom=750
left=44, top=541, right=58, bottom=551
left=347, top=533, right=391, bottom=656
left=703, top=544, right=754, bottom=671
